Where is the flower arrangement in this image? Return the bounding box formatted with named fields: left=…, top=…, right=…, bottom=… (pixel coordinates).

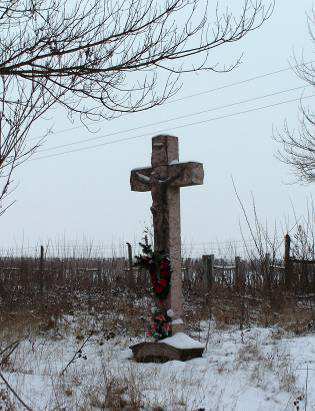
left=147, top=308, right=172, bottom=341
left=135, top=239, right=173, bottom=340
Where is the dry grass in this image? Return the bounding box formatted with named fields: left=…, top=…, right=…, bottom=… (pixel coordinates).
left=184, top=283, right=314, bottom=337
left=0, top=241, right=314, bottom=340
left=0, top=302, right=311, bottom=410
left=0, top=242, right=313, bottom=409
left=0, top=388, right=16, bottom=410
left=235, top=336, right=299, bottom=395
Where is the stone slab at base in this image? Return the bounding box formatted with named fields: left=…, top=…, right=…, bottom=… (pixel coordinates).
left=130, top=334, right=204, bottom=363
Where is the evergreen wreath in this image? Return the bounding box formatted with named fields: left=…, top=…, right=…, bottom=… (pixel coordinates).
left=135, top=241, right=172, bottom=301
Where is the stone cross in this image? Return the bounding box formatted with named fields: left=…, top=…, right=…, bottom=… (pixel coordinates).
left=130, top=135, right=204, bottom=332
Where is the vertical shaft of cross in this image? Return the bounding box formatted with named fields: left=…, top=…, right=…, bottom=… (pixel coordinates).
left=130, top=134, right=204, bottom=335
left=167, top=185, right=183, bottom=332
left=150, top=135, right=184, bottom=331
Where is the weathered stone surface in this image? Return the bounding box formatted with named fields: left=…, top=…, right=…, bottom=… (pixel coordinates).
left=168, top=162, right=204, bottom=187
left=151, top=135, right=178, bottom=167
left=130, top=162, right=204, bottom=192
left=130, top=167, right=152, bottom=192
left=130, top=341, right=204, bottom=363
left=130, top=134, right=204, bottom=333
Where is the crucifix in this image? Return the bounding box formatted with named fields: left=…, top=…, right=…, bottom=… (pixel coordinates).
left=130, top=135, right=204, bottom=333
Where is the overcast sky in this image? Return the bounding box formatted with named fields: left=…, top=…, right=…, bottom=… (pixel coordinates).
left=0, top=0, right=314, bottom=257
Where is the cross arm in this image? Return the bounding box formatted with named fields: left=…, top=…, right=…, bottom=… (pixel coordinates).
left=130, top=162, right=204, bottom=191
left=167, top=162, right=204, bottom=188
left=130, top=167, right=152, bottom=192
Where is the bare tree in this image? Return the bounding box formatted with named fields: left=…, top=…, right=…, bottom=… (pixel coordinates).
left=275, top=9, right=315, bottom=183
left=0, top=0, right=273, bottom=211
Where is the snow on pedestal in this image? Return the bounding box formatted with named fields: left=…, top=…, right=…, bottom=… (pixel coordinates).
left=158, top=332, right=205, bottom=350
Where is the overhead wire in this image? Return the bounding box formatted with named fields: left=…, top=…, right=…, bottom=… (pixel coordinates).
left=30, top=60, right=315, bottom=142
left=32, top=93, right=315, bottom=161
left=166, top=60, right=314, bottom=104
left=36, top=85, right=310, bottom=154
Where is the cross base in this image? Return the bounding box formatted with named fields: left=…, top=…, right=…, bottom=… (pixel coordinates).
left=130, top=341, right=204, bottom=363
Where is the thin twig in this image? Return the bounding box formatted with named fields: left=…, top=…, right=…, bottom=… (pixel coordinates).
left=305, top=364, right=309, bottom=411
left=0, top=341, right=20, bottom=365
left=231, top=175, right=262, bottom=258
left=0, top=370, right=32, bottom=411
left=60, top=331, right=93, bottom=376
left=0, top=339, right=20, bottom=356
left=204, top=318, right=212, bottom=352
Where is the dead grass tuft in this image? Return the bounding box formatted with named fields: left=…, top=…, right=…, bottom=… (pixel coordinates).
left=0, top=388, right=16, bottom=411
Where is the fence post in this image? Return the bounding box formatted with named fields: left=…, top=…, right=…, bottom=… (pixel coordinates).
left=126, top=242, right=135, bottom=287
left=202, top=254, right=214, bottom=289
left=40, top=245, right=44, bottom=294
left=234, top=256, right=243, bottom=290
left=284, top=233, right=292, bottom=290
left=182, top=258, right=190, bottom=284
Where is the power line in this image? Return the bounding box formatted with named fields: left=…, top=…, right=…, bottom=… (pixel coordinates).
left=37, top=85, right=308, bottom=154
left=167, top=60, right=314, bottom=104
left=30, top=60, right=314, bottom=141
left=32, top=93, right=315, bottom=161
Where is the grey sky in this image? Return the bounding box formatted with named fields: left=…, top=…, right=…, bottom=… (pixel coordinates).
left=0, top=0, right=314, bottom=256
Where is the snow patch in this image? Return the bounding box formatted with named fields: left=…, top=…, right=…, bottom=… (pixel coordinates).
left=136, top=173, right=150, bottom=183
left=167, top=309, right=175, bottom=318
left=131, top=166, right=151, bottom=171
left=159, top=332, right=205, bottom=350
left=169, top=160, right=201, bottom=166
left=172, top=318, right=184, bottom=325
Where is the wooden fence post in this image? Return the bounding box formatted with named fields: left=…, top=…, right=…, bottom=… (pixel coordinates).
left=284, top=234, right=292, bottom=290
left=182, top=258, right=191, bottom=285
left=40, top=245, right=44, bottom=294
left=234, top=256, right=244, bottom=290
left=202, top=254, right=214, bottom=289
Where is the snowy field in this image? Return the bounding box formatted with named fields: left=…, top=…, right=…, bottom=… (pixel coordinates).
left=0, top=312, right=314, bottom=410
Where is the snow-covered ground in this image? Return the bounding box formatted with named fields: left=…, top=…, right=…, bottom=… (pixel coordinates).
left=0, top=315, right=314, bottom=410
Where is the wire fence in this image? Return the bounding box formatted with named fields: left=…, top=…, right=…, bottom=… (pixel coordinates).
left=0, top=238, right=281, bottom=260
left=0, top=235, right=314, bottom=312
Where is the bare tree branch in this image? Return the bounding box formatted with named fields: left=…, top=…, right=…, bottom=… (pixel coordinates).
left=275, top=8, right=315, bottom=183
left=0, top=0, right=274, bottom=211
left=0, top=0, right=274, bottom=119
